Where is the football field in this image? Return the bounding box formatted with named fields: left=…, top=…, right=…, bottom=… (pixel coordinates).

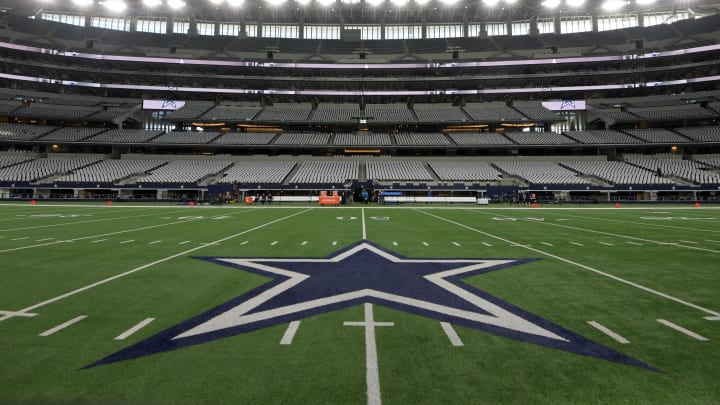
left=0, top=202, right=718, bottom=404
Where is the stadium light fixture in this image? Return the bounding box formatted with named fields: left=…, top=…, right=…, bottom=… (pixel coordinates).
left=566, top=0, right=585, bottom=7
left=439, top=0, right=460, bottom=5
left=415, top=0, right=430, bottom=5
left=101, top=0, right=127, bottom=11
left=266, top=0, right=287, bottom=7
left=167, top=0, right=187, bottom=9
left=208, top=0, right=223, bottom=4
left=318, top=0, right=336, bottom=6
left=635, top=0, right=656, bottom=4
left=366, top=0, right=384, bottom=6
left=72, top=0, right=94, bottom=6
left=227, top=0, right=244, bottom=6
left=541, top=0, right=561, bottom=8
left=601, top=0, right=627, bottom=11
left=481, top=0, right=501, bottom=6
left=296, top=0, right=311, bottom=5
left=142, top=0, right=162, bottom=6
left=390, top=0, right=408, bottom=6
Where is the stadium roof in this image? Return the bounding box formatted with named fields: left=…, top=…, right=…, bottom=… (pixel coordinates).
left=4, top=0, right=720, bottom=23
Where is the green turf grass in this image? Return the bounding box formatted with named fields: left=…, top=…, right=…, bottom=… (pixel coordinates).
left=0, top=202, right=718, bottom=404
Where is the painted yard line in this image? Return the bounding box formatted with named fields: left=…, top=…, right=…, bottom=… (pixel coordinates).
left=332, top=241, right=338, bottom=246
left=270, top=241, right=279, bottom=246
left=10, top=237, right=29, bottom=241
left=657, top=319, right=709, bottom=341
left=178, top=241, right=191, bottom=245
left=452, top=241, right=461, bottom=247
left=482, top=242, right=492, bottom=247
left=361, top=208, right=367, bottom=240
left=115, top=318, right=155, bottom=340
left=392, top=242, right=398, bottom=246
left=541, top=242, right=554, bottom=247
left=240, top=241, right=249, bottom=245
left=486, top=212, right=720, bottom=255
left=440, top=322, right=464, bottom=347
left=344, top=303, right=393, bottom=405
left=422, top=242, right=430, bottom=246
left=588, top=321, right=630, bottom=344
left=36, top=238, right=54, bottom=242
left=705, top=240, right=720, bottom=243
left=626, top=241, right=643, bottom=246
left=570, top=242, right=584, bottom=246
left=704, top=316, right=720, bottom=321
left=0, top=209, right=191, bottom=233
left=149, top=240, right=162, bottom=245
left=0, top=209, right=313, bottom=322
left=598, top=242, right=614, bottom=246
left=416, top=209, right=720, bottom=318
left=39, top=315, right=87, bottom=337
left=119, top=240, right=134, bottom=244
left=0, top=310, right=36, bottom=317
left=0, top=212, right=242, bottom=254
left=301, top=241, right=308, bottom=246
left=678, top=240, right=699, bottom=244
left=534, top=211, right=720, bottom=235
left=280, top=321, right=301, bottom=345
left=90, top=239, right=107, bottom=244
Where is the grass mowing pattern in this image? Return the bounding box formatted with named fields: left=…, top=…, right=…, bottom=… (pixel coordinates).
left=0, top=203, right=718, bottom=404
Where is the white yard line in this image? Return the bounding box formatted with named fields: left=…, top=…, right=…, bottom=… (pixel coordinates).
left=598, top=242, right=614, bottom=246
left=270, top=241, right=279, bottom=246
left=119, top=240, right=134, bottom=244
left=115, top=318, right=155, bottom=340
left=422, top=242, right=429, bottom=246
left=0, top=212, right=240, bottom=254
left=361, top=208, right=367, bottom=240
left=332, top=241, right=338, bottom=246
left=480, top=212, right=720, bottom=255
left=280, top=321, right=301, bottom=345
left=301, top=241, right=308, bottom=246
left=588, top=321, right=630, bottom=344
left=657, top=319, right=708, bottom=341
left=149, top=240, right=162, bottom=245
left=178, top=241, right=191, bottom=245
left=0, top=209, right=189, bottom=233
left=440, top=322, right=464, bottom=346
left=482, top=242, right=492, bottom=247
left=626, top=241, right=643, bottom=246
left=570, top=242, right=584, bottom=246
left=541, top=242, right=554, bottom=247
left=344, top=303, right=393, bottom=405
left=241, top=241, right=249, bottom=245
left=0, top=209, right=313, bottom=322
left=39, top=315, right=87, bottom=336
left=91, top=239, right=107, bottom=244
left=452, top=242, right=461, bottom=247
left=416, top=209, right=720, bottom=318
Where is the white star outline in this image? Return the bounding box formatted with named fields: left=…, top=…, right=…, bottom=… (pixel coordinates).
left=175, top=242, right=567, bottom=342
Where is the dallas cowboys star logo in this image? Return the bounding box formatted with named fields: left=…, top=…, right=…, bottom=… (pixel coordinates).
left=86, top=241, right=655, bottom=370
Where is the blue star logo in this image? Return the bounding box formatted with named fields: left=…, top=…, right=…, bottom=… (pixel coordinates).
left=161, top=99, right=177, bottom=109
left=86, top=242, right=655, bottom=370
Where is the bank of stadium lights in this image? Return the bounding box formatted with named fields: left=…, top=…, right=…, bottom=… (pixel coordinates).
left=71, top=0, right=94, bottom=6
left=142, top=0, right=163, bottom=6
left=100, top=0, right=127, bottom=11
left=167, top=0, right=187, bottom=8
left=602, top=0, right=628, bottom=11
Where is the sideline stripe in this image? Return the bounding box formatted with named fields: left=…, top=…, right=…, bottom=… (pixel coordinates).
left=588, top=321, right=630, bottom=344
left=115, top=318, right=155, bottom=340
left=280, top=321, right=301, bottom=345
left=679, top=240, right=698, bottom=244
left=657, top=319, right=708, bottom=341
left=0, top=209, right=313, bottom=322
left=39, top=315, right=87, bottom=337
left=36, top=238, right=54, bottom=242
left=416, top=209, right=720, bottom=318
left=440, top=322, right=464, bottom=346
